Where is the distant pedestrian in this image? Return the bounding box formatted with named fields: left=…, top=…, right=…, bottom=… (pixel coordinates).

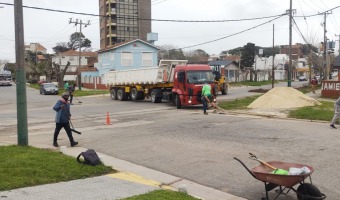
left=201, top=83, right=217, bottom=115
left=67, top=83, right=76, bottom=104
left=330, top=96, right=340, bottom=129
left=311, top=76, right=318, bottom=94
left=52, top=92, right=78, bottom=147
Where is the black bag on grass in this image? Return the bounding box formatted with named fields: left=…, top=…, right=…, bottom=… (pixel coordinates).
left=77, top=149, right=101, bottom=166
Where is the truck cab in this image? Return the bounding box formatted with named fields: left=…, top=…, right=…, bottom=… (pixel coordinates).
left=171, top=64, right=215, bottom=108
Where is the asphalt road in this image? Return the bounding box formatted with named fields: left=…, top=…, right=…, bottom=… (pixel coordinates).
left=1, top=81, right=337, bottom=200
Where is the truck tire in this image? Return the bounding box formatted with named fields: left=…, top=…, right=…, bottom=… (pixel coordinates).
left=150, top=89, right=162, bottom=103
left=117, top=88, right=128, bottom=101
left=175, top=94, right=182, bottom=109
left=214, top=85, right=219, bottom=96
left=136, top=92, right=145, bottom=100
left=131, top=88, right=145, bottom=101
left=110, top=89, right=118, bottom=100
left=221, top=83, right=228, bottom=95
left=130, top=88, right=138, bottom=101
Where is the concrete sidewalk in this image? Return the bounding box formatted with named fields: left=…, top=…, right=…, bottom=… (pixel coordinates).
left=0, top=145, right=245, bottom=200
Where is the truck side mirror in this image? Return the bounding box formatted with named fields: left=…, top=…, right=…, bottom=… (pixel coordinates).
left=178, top=71, right=185, bottom=83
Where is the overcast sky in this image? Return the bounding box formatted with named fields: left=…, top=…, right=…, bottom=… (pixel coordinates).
left=0, top=0, right=340, bottom=62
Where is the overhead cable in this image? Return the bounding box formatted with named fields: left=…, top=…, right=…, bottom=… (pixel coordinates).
left=0, top=2, right=285, bottom=23
left=180, top=14, right=287, bottom=49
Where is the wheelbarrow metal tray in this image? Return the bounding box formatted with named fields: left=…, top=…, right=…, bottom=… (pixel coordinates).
left=251, top=161, right=314, bottom=187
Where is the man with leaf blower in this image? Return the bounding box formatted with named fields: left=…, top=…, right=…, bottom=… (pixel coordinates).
left=67, top=83, right=76, bottom=105
left=52, top=92, right=78, bottom=147
left=201, top=83, right=217, bottom=115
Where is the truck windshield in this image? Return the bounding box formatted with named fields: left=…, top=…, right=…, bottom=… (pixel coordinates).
left=187, top=71, right=214, bottom=84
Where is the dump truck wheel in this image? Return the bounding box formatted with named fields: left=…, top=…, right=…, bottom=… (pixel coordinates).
left=214, top=85, right=219, bottom=96
left=136, top=91, right=145, bottom=100
left=130, top=88, right=138, bottom=101
left=117, top=88, right=127, bottom=101
left=110, top=89, right=118, bottom=100
left=175, top=94, right=182, bottom=109
left=221, top=83, right=228, bottom=95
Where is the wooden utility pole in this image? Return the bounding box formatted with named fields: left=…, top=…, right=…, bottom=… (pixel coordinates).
left=287, top=0, right=294, bottom=87
left=69, top=18, right=90, bottom=91
left=14, top=0, right=28, bottom=145
left=319, top=12, right=332, bottom=80
left=272, top=24, right=275, bottom=89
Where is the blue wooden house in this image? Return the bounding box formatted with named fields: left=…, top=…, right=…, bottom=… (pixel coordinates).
left=82, top=39, right=160, bottom=89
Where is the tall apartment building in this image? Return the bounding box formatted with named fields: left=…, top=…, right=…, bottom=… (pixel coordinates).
left=99, top=0, right=151, bottom=49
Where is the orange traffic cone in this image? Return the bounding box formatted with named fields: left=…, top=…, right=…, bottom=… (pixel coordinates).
left=105, top=112, right=112, bottom=125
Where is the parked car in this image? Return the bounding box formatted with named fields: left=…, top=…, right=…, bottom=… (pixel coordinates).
left=40, top=83, right=58, bottom=95
left=298, top=76, right=307, bottom=81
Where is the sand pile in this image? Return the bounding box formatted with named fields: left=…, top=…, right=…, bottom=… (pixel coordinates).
left=247, top=87, right=321, bottom=109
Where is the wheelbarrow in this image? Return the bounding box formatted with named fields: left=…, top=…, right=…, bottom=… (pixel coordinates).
left=234, top=156, right=326, bottom=200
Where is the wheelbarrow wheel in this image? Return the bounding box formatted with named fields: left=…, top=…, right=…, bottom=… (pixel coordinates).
left=297, top=183, right=324, bottom=200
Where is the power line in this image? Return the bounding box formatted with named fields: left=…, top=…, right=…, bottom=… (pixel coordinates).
left=295, top=5, right=340, bottom=17
left=152, top=0, right=168, bottom=5
left=292, top=17, right=309, bottom=44
left=179, top=14, right=286, bottom=49
left=0, top=2, right=285, bottom=23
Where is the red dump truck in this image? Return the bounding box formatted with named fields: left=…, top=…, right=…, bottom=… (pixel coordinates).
left=105, top=60, right=216, bottom=108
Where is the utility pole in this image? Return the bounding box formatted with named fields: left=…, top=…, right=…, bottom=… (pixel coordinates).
left=69, top=18, right=90, bottom=91
left=286, top=0, right=295, bottom=87
left=272, top=24, right=275, bottom=89
left=319, top=11, right=332, bottom=80
left=14, top=0, right=28, bottom=145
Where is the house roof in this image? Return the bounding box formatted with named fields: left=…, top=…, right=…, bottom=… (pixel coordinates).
left=25, top=43, right=47, bottom=51
left=97, top=39, right=160, bottom=53
left=221, top=55, right=241, bottom=61
left=36, top=43, right=47, bottom=51
left=208, top=60, right=233, bottom=66
left=58, top=50, right=97, bottom=57
left=37, top=55, right=46, bottom=60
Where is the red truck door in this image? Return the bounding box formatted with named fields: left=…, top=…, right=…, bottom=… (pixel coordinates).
left=172, top=70, right=186, bottom=108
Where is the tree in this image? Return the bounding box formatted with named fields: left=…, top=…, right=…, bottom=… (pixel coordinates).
left=222, top=47, right=243, bottom=55
left=185, top=49, right=210, bottom=63
left=158, top=45, right=186, bottom=60
left=240, top=43, right=255, bottom=69
left=52, top=42, right=69, bottom=54
left=52, top=60, right=71, bottom=88
left=52, top=32, right=92, bottom=53
left=67, top=32, right=92, bottom=50
left=240, top=43, right=256, bottom=81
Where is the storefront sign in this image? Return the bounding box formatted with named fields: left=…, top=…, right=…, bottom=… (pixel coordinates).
left=321, top=81, right=340, bottom=98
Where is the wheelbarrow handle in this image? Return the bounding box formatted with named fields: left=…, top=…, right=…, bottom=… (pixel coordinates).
left=233, top=157, right=257, bottom=180
left=249, top=153, right=277, bottom=170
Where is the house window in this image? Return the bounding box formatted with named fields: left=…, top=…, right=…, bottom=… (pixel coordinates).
left=142, top=52, right=152, bottom=66
left=69, top=56, right=74, bottom=61
left=121, top=52, right=133, bottom=66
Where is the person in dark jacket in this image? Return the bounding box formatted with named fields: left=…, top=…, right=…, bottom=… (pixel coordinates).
left=67, top=83, right=76, bottom=104
left=52, top=92, right=78, bottom=147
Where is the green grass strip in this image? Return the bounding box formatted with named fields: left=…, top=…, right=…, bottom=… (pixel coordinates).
left=0, top=145, right=115, bottom=191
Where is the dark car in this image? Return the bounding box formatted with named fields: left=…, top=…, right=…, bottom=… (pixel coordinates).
left=40, top=83, right=59, bottom=95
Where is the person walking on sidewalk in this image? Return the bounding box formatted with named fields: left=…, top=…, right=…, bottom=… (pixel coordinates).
left=330, top=96, right=340, bottom=129
left=311, top=76, right=318, bottom=94
left=52, top=92, right=78, bottom=147
left=67, top=83, right=76, bottom=105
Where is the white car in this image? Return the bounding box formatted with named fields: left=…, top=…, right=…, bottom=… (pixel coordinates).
left=40, top=83, right=59, bottom=95
left=298, top=76, right=307, bottom=81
